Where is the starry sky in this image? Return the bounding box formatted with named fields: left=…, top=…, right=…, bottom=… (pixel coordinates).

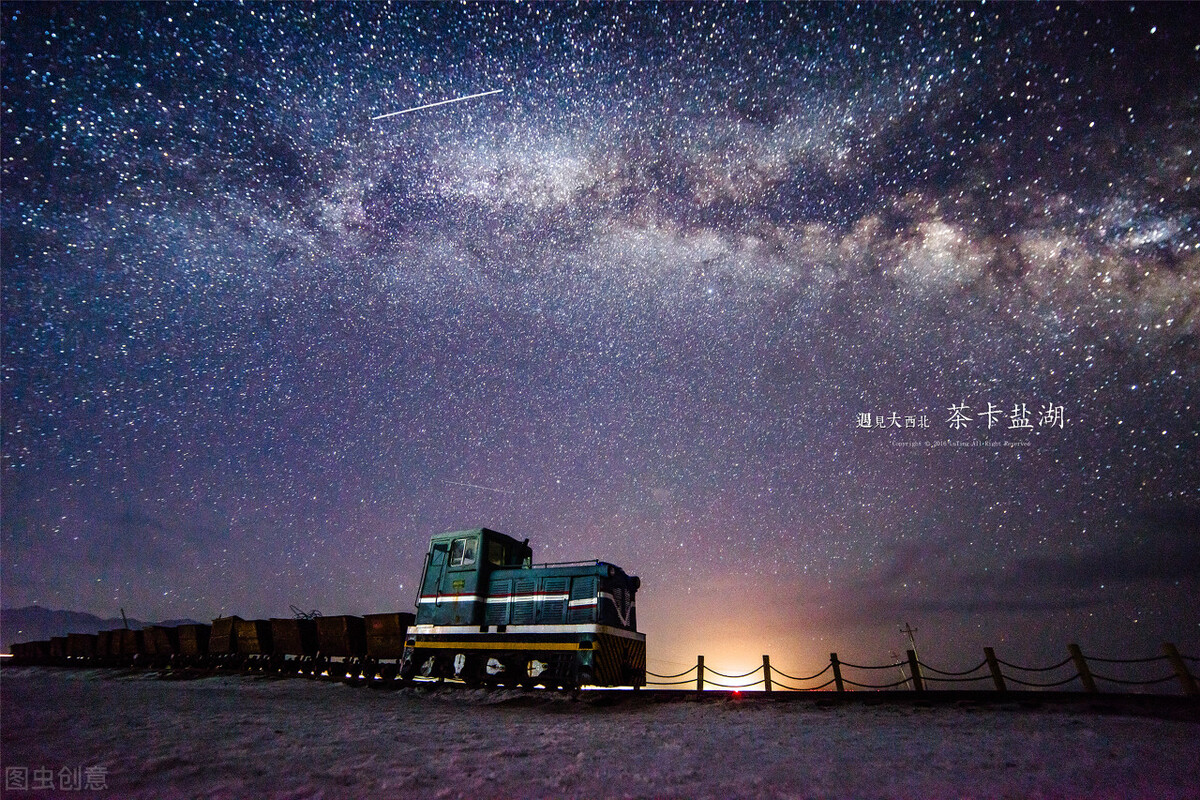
left=3, top=3, right=1198, bottom=677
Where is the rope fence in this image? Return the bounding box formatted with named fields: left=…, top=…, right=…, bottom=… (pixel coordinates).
left=706, top=666, right=764, bottom=680
left=772, top=676, right=837, bottom=692
left=997, top=655, right=1073, bottom=672
left=772, top=663, right=832, bottom=683
left=922, top=674, right=992, bottom=684
left=1086, top=654, right=1169, bottom=664
left=842, top=676, right=913, bottom=690
left=1003, top=673, right=1082, bottom=688
left=646, top=664, right=697, bottom=680
left=646, top=642, right=1199, bottom=696
left=921, top=659, right=988, bottom=677
left=836, top=659, right=905, bottom=670
left=1090, top=672, right=1180, bottom=687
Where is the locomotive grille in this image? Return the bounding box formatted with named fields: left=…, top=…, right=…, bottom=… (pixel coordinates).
left=611, top=585, right=634, bottom=628
left=511, top=579, right=536, bottom=623
left=568, top=576, right=596, bottom=623
left=486, top=580, right=511, bottom=625
left=541, top=577, right=568, bottom=622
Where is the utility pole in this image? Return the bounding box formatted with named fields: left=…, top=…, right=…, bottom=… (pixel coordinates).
left=900, top=622, right=922, bottom=691
left=899, top=622, right=919, bottom=660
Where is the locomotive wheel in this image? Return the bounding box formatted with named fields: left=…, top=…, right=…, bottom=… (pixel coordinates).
left=499, top=658, right=525, bottom=687
left=482, top=657, right=506, bottom=687
left=522, top=658, right=550, bottom=689
left=455, top=654, right=484, bottom=688
left=418, top=654, right=440, bottom=679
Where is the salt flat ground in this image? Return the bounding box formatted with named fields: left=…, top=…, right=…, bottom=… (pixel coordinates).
left=1, top=667, right=1197, bottom=800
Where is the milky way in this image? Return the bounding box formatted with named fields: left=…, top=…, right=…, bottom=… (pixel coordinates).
left=3, top=3, right=1198, bottom=671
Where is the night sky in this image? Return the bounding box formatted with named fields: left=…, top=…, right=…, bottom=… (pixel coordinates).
left=3, top=3, right=1198, bottom=677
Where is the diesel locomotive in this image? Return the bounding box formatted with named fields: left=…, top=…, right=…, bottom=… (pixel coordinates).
left=400, top=527, right=646, bottom=688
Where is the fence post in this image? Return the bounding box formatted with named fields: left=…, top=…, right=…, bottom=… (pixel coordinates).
left=762, top=655, right=772, bottom=693
left=696, top=655, right=704, bottom=693
left=1067, top=643, right=1098, bottom=693
left=907, top=649, right=924, bottom=692
left=1162, top=642, right=1199, bottom=696
left=830, top=652, right=845, bottom=692
left=984, top=647, right=1006, bottom=692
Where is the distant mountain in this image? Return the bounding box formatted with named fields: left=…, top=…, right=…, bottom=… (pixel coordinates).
left=1, top=605, right=204, bottom=654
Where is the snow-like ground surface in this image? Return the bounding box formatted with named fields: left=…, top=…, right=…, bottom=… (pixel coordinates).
left=2, top=667, right=1198, bottom=799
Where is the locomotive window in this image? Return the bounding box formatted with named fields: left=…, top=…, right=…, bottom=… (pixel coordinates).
left=449, top=537, right=477, bottom=567
left=487, top=540, right=507, bottom=566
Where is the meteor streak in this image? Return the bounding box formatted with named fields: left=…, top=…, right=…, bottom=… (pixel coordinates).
left=443, top=479, right=515, bottom=495
left=371, top=89, right=503, bottom=120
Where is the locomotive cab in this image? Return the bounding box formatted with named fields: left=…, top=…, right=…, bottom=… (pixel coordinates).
left=417, top=528, right=532, bottom=626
